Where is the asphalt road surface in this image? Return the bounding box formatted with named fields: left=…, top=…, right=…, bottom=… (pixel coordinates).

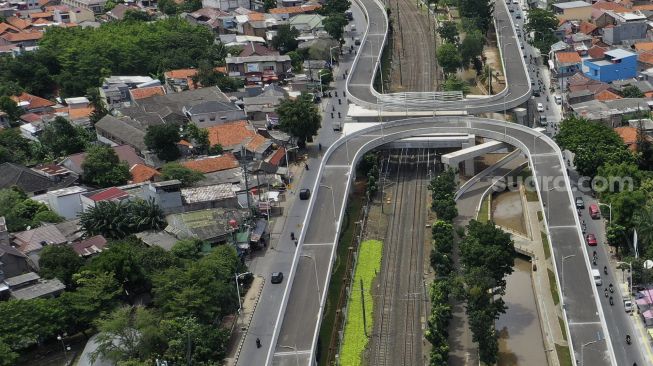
left=268, top=117, right=613, bottom=366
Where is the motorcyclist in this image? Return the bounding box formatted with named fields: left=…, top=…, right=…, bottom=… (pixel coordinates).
left=256, top=338, right=262, bottom=348
left=609, top=283, right=614, bottom=293
left=626, top=335, right=631, bottom=344
left=609, top=296, right=614, bottom=305
left=604, top=288, right=609, bottom=297
left=604, top=266, right=608, bottom=275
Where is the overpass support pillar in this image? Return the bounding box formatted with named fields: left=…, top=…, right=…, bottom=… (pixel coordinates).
left=461, top=135, right=475, bottom=176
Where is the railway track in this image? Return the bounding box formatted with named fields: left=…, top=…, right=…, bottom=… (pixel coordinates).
left=370, top=149, right=430, bottom=366
left=392, top=0, right=438, bottom=91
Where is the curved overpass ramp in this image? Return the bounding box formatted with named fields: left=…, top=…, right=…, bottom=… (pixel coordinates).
left=346, top=0, right=532, bottom=112
left=266, top=117, right=614, bottom=366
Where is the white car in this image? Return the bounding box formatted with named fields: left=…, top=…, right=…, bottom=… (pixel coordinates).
left=554, top=95, right=562, bottom=104
left=537, top=103, right=544, bottom=112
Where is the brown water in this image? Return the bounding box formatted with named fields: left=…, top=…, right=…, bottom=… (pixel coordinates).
left=492, top=190, right=527, bottom=236
left=496, top=258, right=548, bottom=366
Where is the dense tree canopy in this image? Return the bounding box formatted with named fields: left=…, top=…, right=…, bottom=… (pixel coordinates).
left=525, top=9, right=558, bottom=56
left=0, top=189, right=62, bottom=231
left=39, top=116, right=93, bottom=158
left=271, top=24, right=300, bottom=54
left=437, top=21, right=459, bottom=44
left=460, top=30, right=484, bottom=66
left=622, top=85, right=645, bottom=98
left=323, top=14, right=349, bottom=43
left=39, top=245, right=84, bottom=287
left=82, top=145, right=131, bottom=187
left=436, top=43, right=462, bottom=75
left=0, top=128, right=34, bottom=164
left=0, top=19, right=226, bottom=97
left=161, top=163, right=204, bottom=187
left=145, top=124, right=182, bottom=162
left=458, top=0, right=493, bottom=32
left=276, top=94, right=321, bottom=146
left=79, top=199, right=165, bottom=239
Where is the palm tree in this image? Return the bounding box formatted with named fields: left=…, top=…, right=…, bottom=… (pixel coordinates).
left=633, top=204, right=653, bottom=255
left=79, top=199, right=165, bottom=239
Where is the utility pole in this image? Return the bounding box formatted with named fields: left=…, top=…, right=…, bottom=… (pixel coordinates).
left=241, top=146, right=252, bottom=214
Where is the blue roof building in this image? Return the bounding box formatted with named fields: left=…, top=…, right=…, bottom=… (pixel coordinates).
left=584, top=49, right=638, bottom=83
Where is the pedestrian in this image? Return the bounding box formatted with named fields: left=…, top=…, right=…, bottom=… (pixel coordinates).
left=343, top=91, right=346, bottom=97
left=305, top=164, right=309, bottom=171
left=331, top=112, right=334, bottom=118
left=335, top=91, right=338, bottom=97
left=338, top=112, right=341, bottom=118
left=318, top=143, right=322, bottom=151
left=332, top=105, right=335, bottom=111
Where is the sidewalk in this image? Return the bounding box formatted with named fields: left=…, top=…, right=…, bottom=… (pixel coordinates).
left=224, top=275, right=265, bottom=366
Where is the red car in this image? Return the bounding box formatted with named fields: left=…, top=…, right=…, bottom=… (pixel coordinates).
left=586, top=233, right=598, bottom=246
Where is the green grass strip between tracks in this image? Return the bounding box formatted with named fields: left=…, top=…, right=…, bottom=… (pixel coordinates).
left=339, top=240, right=383, bottom=366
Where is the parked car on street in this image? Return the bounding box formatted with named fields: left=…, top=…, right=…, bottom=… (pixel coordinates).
left=575, top=196, right=585, bottom=209
left=537, top=103, right=544, bottom=112
left=586, top=233, right=598, bottom=246
left=271, top=272, right=284, bottom=284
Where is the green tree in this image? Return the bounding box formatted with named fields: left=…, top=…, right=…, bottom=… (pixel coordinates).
left=0, top=96, right=23, bottom=126
left=276, top=95, right=321, bottom=147
left=39, top=116, right=90, bottom=157
left=86, top=241, right=151, bottom=293
left=123, top=9, right=155, bottom=22
left=622, top=85, right=645, bottom=98
left=183, top=123, right=210, bottom=153
left=0, top=298, right=67, bottom=350
left=159, top=316, right=229, bottom=364
left=161, top=163, right=204, bottom=187
left=209, top=144, right=224, bottom=155
left=323, top=14, right=348, bottom=43
left=442, top=75, right=470, bottom=94
left=437, top=21, right=459, bottom=44
left=191, top=60, right=244, bottom=92
left=319, top=0, right=351, bottom=15
left=263, top=0, right=277, bottom=11
left=436, top=43, right=461, bottom=75
left=87, top=88, right=108, bottom=124
left=0, top=340, right=18, bottom=366
left=287, top=50, right=304, bottom=72
left=145, top=124, right=181, bottom=161
left=91, top=306, right=162, bottom=364
left=525, top=9, right=558, bottom=55
left=32, top=210, right=63, bottom=225
left=38, top=245, right=84, bottom=287
left=606, top=223, right=628, bottom=256
left=458, top=0, right=493, bottom=32
left=271, top=24, right=300, bottom=54
left=171, top=238, right=205, bottom=260
left=0, top=128, right=33, bottom=164
left=59, top=270, right=123, bottom=331
left=79, top=199, right=165, bottom=239
left=157, top=0, right=179, bottom=15
left=609, top=189, right=646, bottom=229
left=82, top=145, right=131, bottom=187
left=460, top=29, right=484, bottom=66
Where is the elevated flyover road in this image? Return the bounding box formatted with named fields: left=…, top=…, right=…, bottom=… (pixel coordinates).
left=346, top=0, right=532, bottom=113
left=266, top=116, right=615, bottom=366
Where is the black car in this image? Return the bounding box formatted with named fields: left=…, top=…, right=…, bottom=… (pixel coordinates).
left=271, top=272, right=284, bottom=284
left=532, top=90, right=540, bottom=97
left=575, top=196, right=585, bottom=209
left=299, top=189, right=311, bottom=200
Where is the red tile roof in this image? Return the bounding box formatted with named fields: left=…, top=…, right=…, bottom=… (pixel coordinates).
left=130, top=163, right=160, bottom=183
left=30, top=12, right=53, bottom=19
left=638, top=52, right=653, bottom=65
left=588, top=45, right=607, bottom=59
left=579, top=21, right=597, bottom=35
left=635, top=42, right=653, bottom=52
left=267, top=147, right=285, bottom=166
left=72, top=235, right=107, bottom=257
left=633, top=4, right=653, bottom=11
left=614, top=126, right=638, bottom=150
left=269, top=4, right=321, bottom=14
left=595, top=89, right=622, bottom=101
left=0, top=23, right=20, bottom=35
left=206, top=120, right=257, bottom=147
left=165, top=68, right=198, bottom=79
left=1, top=31, right=44, bottom=43
left=592, top=1, right=629, bottom=12
left=129, top=86, right=166, bottom=101
left=6, top=17, right=31, bottom=30
left=239, top=42, right=279, bottom=57
left=11, top=92, right=54, bottom=110
left=88, top=187, right=129, bottom=202
left=181, top=154, right=240, bottom=173
left=556, top=51, right=582, bottom=64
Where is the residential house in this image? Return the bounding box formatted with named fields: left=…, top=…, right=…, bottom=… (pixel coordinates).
left=12, top=224, right=68, bottom=270
left=552, top=1, right=593, bottom=21
left=99, top=75, right=160, bottom=109
left=94, top=115, right=151, bottom=155
left=181, top=184, right=239, bottom=211
left=226, top=54, right=292, bottom=84
left=554, top=51, right=582, bottom=76
left=205, top=120, right=274, bottom=159
left=601, top=11, right=648, bottom=45
left=0, top=163, right=74, bottom=196
left=2, top=272, right=65, bottom=300
left=41, top=186, right=88, bottom=220
left=165, top=207, right=250, bottom=245
left=287, top=14, right=325, bottom=33
left=241, top=83, right=288, bottom=120
left=10, top=92, right=55, bottom=113
left=238, top=42, right=279, bottom=57
left=128, top=85, right=167, bottom=102
left=71, top=235, right=107, bottom=257
left=614, top=125, right=647, bottom=150
left=181, top=154, right=241, bottom=174
left=584, top=48, right=638, bottom=83
left=139, top=180, right=183, bottom=213
left=129, top=163, right=160, bottom=184
left=595, top=89, right=623, bottom=101
left=61, top=0, right=107, bottom=14
left=185, top=7, right=230, bottom=34
left=80, top=186, right=131, bottom=211
left=135, top=230, right=178, bottom=251
left=268, top=4, right=321, bottom=16
left=64, top=7, right=95, bottom=23
left=61, top=144, right=146, bottom=175
left=106, top=3, right=133, bottom=20
left=0, top=243, right=32, bottom=279
left=0, top=30, right=43, bottom=47
left=163, top=67, right=227, bottom=92
left=201, top=0, right=250, bottom=11
left=611, top=79, right=653, bottom=94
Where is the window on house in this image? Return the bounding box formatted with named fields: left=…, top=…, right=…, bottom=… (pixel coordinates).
left=199, top=118, right=205, bottom=123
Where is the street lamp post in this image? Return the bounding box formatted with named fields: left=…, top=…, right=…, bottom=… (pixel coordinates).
left=329, top=46, right=339, bottom=69
left=235, top=272, right=252, bottom=316
left=57, top=334, right=70, bottom=363
left=561, top=254, right=575, bottom=297
left=301, top=254, right=321, bottom=305
left=319, top=184, right=337, bottom=225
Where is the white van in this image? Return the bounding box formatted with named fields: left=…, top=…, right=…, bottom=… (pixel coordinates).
left=592, top=269, right=602, bottom=286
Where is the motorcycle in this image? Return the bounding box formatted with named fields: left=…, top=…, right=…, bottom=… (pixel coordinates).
left=291, top=232, right=295, bottom=240
left=604, top=288, right=609, bottom=298
left=604, top=266, right=608, bottom=275
left=609, top=284, right=614, bottom=293
left=256, top=338, right=262, bottom=349
left=626, top=335, right=631, bottom=345
left=610, top=296, right=614, bottom=305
